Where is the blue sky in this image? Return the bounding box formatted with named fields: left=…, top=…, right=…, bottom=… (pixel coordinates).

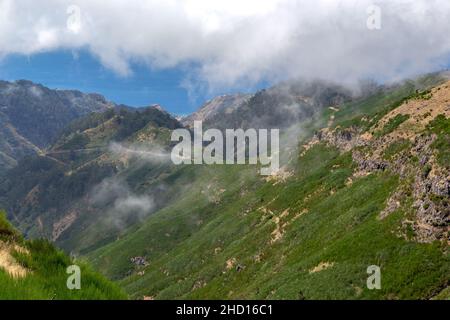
left=2, top=1, right=450, bottom=115
left=0, top=50, right=198, bottom=115
left=0, top=50, right=266, bottom=115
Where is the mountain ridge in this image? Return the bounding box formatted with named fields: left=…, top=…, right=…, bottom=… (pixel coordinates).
left=0, top=80, right=116, bottom=175
left=86, top=73, right=449, bottom=300
left=0, top=73, right=448, bottom=300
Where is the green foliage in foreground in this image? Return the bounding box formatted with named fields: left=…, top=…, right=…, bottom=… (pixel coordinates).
left=5, top=73, right=448, bottom=300
left=0, top=211, right=127, bottom=300
left=0, top=211, right=19, bottom=241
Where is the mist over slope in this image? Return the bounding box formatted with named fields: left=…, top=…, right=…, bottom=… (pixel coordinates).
left=183, top=80, right=353, bottom=131
left=0, top=104, right=183, bottom=254
left=0, top=73, right=448, bottom=300
left=86, top=73, right=449, bottom=300
left=0, top=78, right=352, bottom=254
left=0, top=80, right=114, bottom=175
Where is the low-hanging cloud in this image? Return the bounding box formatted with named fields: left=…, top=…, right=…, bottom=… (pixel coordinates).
left=109, top=142, right=172, bottom=163
left=91, top=176, right=155, bottom=229
left=1, top=0, right=450, bottom=94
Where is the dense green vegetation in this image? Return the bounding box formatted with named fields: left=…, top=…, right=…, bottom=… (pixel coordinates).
left=0, top=156, right=117, bottom=239
left=0, top=105, right=181, bottom=246
left=87, top=74, right=449, bottom=300
left=90, top=141, right=449, bottom=299
left=0, top=211, right=19, bottom=241
left=61, top=108, right=116, bottom=138
left=375, top=114, right=410, bottom=137
left=1, top=73, right=448, bottom=300
left=427, top=114, right=450, bottom=169
left=0, top=212, right=127, bottom=299
left=113, top=108, right=181, bottom=141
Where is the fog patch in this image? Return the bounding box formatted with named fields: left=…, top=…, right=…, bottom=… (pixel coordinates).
left=109, top=142, right=172, bottom=163
left=90, top=177, right=154, bottom=229
left=28, top=85, right=43, bottom=98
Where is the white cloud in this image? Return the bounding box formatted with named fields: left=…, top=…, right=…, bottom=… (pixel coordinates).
left=109, top=142, right=171, bottom=163
left=1, top=0, right=450, bottom=91
left=91, top=177, right=155, bottom=229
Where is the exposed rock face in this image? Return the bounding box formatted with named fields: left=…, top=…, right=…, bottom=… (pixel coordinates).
left=130, top=256, right=149, bottom=266
left=412, top=164, right=449, bottom=242
left=314, top=126, right=370, bottom=152
left=308, top=81, right=450, bottom=243
left=52, top=211, right=78, bottom=241
left=184, top=80, right=352, bottom=132
left=181, top=94, right=252, bottom=128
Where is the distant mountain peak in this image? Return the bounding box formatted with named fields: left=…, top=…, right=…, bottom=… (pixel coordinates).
left=181, top=93, right=252, bottom=128
left=0, top=79, right=117, bottom=174
left=150, top=104, right=166, bottom=112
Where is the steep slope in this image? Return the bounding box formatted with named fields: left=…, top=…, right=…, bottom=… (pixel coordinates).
left=0, top=79, right=355, bottom=257
left=0, top=111, right=41, bottom=175
left=0, top=211, right=126, bottom=299
left=0, top=106, right=183, bottom=254
left=198, top=80, right=352, bottom=131
left=181, top=94, right=252, bottom=128
left=0, top=80, right=113, bottom=175
left=88, top=74, right=449, bottom=300
left=182, top=81, right=352, bottom=131
left=1, top=73, right=448, bottom=300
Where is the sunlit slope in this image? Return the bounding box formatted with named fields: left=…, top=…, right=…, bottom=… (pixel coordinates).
left=89, top=74, right=449, bottom=299
left=0, top=212, right=127, bottom=300
left=0, top=106, right=182, bottom=254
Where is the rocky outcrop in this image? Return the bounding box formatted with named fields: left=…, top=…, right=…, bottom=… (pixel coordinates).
left=309, top=87, right=449, bottom=243
left=52, top=211, right=78, bottom=241
left=130, top=256, right=149, bottom=266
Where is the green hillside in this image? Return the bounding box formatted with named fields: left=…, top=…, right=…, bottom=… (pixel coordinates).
left=0, top=211, right=126, bottom=299
left=87, top=74, right=449, bottom=299
left=0, top=106, right=182, bottom=253
left=1, top=74, right=448, bottom=300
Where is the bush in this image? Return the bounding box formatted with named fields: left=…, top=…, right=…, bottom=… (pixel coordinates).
left=0, top=210, right=19, bottom=240
left=427, top=114, right=450, bottom=168
left=376, top=114, right=410, bottom=137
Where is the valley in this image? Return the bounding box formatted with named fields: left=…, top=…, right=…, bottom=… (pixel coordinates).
left=0, top=73, right=448, bottom=300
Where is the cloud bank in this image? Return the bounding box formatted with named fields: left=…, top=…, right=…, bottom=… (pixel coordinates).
left=1, top=0, right=450, bottom=90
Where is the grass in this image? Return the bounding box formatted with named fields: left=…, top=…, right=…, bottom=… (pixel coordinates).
left=427, top=114, right=450, bottom=169
left=0, top=211, right=19, bottom=241
left=83, top=74, right=450, bottom=300
left=375, top=114, right=410, bottom=137
left=88, top=142, right=449, bottom=299
left=333, top=73, right=444, bottom=132
left=5, top=73, right=449, bottom=300
left=0, top=211, right=127, bottom=300
left=383, top=139, right=411, bottom=160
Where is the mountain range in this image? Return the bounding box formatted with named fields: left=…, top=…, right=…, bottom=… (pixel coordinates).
left=0, top=80, right=115, bottom=176
left=0, top=73, right=449, bottom=299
